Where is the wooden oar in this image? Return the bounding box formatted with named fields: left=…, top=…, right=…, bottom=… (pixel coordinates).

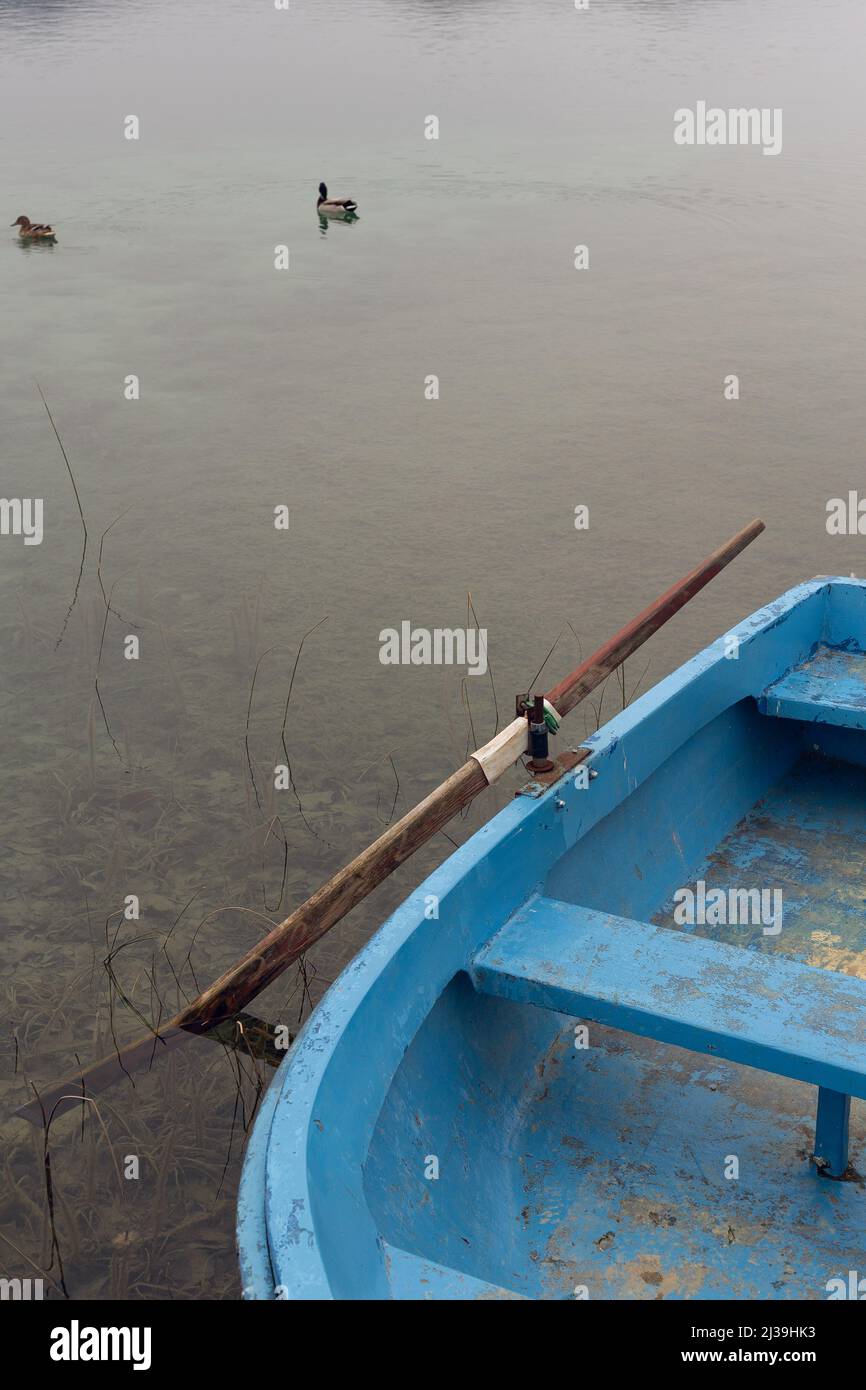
left=17, top=519, right=764, bottom=1124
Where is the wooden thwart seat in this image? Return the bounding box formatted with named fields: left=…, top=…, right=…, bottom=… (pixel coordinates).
left=471, top=896, right=866, bottom=1176
left=758, top=643, right=866, bottom=729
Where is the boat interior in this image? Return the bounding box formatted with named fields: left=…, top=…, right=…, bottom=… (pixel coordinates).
left=361, top=583, right=866, bottom=1299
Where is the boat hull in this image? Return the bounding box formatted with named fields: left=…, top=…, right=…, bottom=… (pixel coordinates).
left=239, top=578, right=866, bottom=1299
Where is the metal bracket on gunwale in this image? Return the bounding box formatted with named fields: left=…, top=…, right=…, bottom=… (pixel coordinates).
left=516, top=748, right=590, bottom=798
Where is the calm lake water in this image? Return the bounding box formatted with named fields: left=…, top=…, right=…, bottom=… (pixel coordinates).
left=2, top=0, right=865, bottom=1299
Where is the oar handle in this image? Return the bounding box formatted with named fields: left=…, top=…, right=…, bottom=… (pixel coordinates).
left=546, top=518, right=764, bottom=718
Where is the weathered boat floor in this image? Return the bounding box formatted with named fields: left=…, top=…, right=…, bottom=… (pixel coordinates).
left=364, top=981, right=865, bottom=1300
left=366, top=751, right=866, bottom=1300
left=652, top=751, right=866, bottom=975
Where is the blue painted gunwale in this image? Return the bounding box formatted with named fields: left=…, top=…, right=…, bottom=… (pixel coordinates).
left=237, top=578, right=866, bottom=1300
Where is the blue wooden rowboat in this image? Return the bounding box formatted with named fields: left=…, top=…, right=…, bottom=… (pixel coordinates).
left=238, top=577, right=866, bottom=1300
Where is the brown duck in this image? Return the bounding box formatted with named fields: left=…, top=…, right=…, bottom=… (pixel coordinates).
left=12, top=215, right=57, bottom=241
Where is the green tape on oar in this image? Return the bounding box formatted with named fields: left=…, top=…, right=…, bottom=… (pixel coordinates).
left=543, top=699, right=561, bottom=734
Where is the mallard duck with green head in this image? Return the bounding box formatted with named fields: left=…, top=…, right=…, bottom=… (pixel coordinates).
left=316, top=183, right=358, bottom=217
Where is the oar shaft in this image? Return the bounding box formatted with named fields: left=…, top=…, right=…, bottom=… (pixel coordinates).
left=175, top=520, right=769, bottom=1032
left=197, top=519, right=764, bottom=1019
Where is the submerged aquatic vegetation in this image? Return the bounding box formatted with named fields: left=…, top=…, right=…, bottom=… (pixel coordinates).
left=1, top=566, right=505, bottom=1297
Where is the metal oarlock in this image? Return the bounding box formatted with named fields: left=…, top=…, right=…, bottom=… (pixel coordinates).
left=527, top=694, right=555, bottom=773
